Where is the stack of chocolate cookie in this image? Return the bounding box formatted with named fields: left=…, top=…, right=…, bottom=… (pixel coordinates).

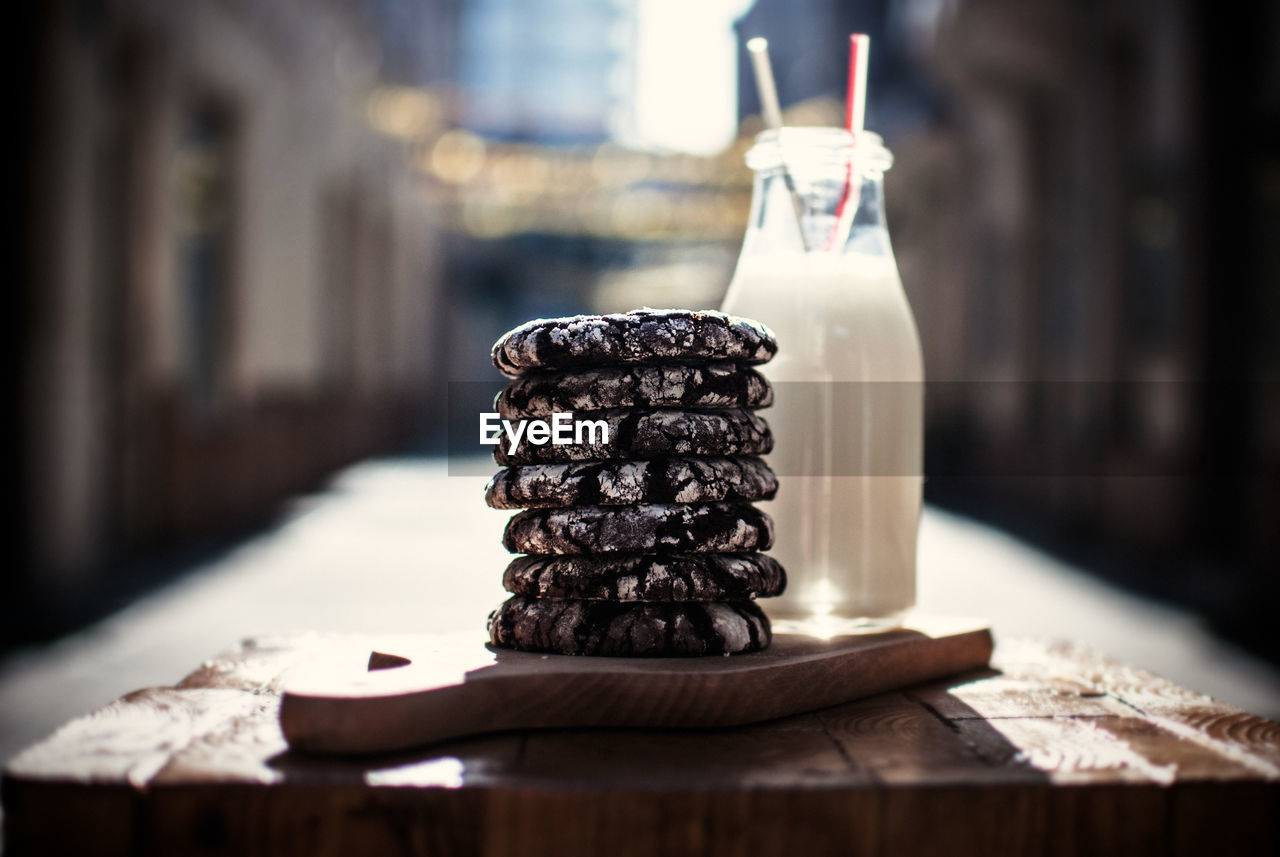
left=484, top=309, right=786, bottom=657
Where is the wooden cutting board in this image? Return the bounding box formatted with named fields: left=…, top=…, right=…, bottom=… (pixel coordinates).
left=279, top=615, right=992, bottom=754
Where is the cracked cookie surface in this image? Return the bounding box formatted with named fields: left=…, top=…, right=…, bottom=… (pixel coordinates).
left=493, top=408, right=772, bottom=465
left=487, top=596, right=771, bottom=656
left=491, top=309, right=778, bottom=377
left=485, top=456, right=778, bottom=509
left=503, top=552, right=786, bottom=602
left=495, top=362, right=772, bottom=417
left=502, top=502, right=774, bottom=555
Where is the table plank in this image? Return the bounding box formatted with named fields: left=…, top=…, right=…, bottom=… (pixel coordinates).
left=997, top=638, right=1280, bottom=775
left=907, top=671, right=1133, bottom=719
left=1, top=780, right=140, bottom=857
left=815, top=690, right=1041, bottom=785
left=177, top=634, right=324, bottom=693
left=5, top=635, right=1279, bottom=857
left=957, top=716, right=1180, bottom=784
left=874, top=785, right=1170, bottom=857
left=1169, top=782, right=1280, bottom=857
left=1091, top=716, right=1266, bottom=781
left=143, top=784, right=489, bottom=857
left=480, top=789, right=882, bottom=857
left=515, top=712, right=864, bottom=789
left=5, top=687, right=269, bottom=786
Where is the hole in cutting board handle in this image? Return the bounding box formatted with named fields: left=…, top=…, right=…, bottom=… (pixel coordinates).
left=368, top=651, right=413, bottom=671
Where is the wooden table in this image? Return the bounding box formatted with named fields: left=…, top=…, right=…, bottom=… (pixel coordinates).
left=4, top=635, right=1278, bottom=856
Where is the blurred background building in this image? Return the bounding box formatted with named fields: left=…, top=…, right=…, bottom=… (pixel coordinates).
left=13, top=0, right=1279, bottom=662
left=14, top=0, right=450, bottom=640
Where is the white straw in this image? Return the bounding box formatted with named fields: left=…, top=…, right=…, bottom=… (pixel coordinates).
left=746, top=38, right=784, bottom=129
left=745, top=36, right=811, bottom=251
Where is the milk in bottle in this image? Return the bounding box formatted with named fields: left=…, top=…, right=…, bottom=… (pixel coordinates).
left=720, top=128, right=923, bottom=629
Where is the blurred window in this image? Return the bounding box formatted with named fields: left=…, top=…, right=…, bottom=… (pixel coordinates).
left=460, top=0, right=623, bottom=143
left=172, top=100, right=235, bottom=417
left=320, top=186, right=357, bottom=388
left=459, top=0, right=753, bottom=154
left=627, top=0, right=753, bottom=155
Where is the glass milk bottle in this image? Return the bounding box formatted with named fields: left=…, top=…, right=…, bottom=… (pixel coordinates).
left=721, top=128, right=923, bottom=631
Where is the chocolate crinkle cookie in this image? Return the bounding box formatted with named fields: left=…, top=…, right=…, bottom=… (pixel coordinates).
left=503, top=552, right=786, bottom=602
left=486, top=308, right=786, bottom=658
left=487, top=596, right=772, bottom=656
left=494, top=361, right=773, bottom=417
left=485, top=457, right=779, bottom=509
left=502, top=502, right=775, bottom=556
left=493, top=408, right=772, bottom=466
left=491, top=309, right=778, bottom=377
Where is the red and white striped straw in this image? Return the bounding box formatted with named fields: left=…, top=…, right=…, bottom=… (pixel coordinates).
left=826, top=34, right=870, bottom=252
left=845, top=34, right=870, bottom=135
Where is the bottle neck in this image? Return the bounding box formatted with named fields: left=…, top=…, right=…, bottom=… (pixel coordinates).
left=744, top=166, right=891, bottom=257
